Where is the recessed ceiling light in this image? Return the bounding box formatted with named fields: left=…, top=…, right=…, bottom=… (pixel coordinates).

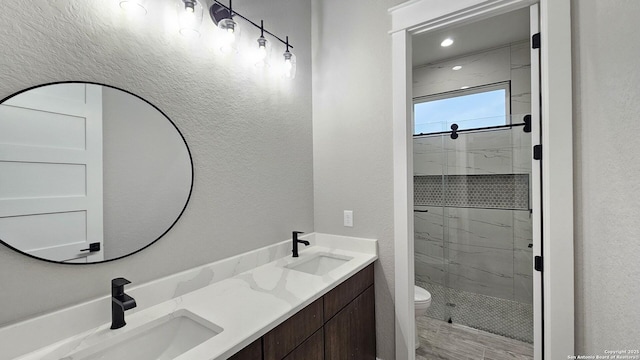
left=452, top=65, right=462, bottom=71
left=440, top=38, right=454, bottom=47
left=460, top=86, right=470, bottom=89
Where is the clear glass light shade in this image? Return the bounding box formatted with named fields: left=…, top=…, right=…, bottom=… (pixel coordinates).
left=283, top=51, right=296, bottom=79
left=177, top=0, right=203, bottom=38
left=255, top=36, right=271, bottom=68
left=120, top=0, right=147, bottom=16
left=217, top=18, right=240, bottom=53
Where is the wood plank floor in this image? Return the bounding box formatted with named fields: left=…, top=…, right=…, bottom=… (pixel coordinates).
left=416, top=316, right=534, bottom=360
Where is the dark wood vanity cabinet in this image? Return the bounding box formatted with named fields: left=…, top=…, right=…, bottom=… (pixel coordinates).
left=229, top=338, right=263, bottom=360
left=282, top=330, right=324, bottom=360
left=263, top=298, right=324, bottom=360
left=229, top=264, right=375, bottom=360
left=323, top=264, right=374, bottom=321
left=324, top=286, right=376, bottom=360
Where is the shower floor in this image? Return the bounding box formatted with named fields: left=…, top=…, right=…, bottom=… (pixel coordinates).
left=416, top=316, right=534, bottom=360
left=417, top=281, right=533, bottom=343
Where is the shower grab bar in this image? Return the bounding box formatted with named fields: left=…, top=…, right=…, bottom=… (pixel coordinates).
left=414, top=209, right=429, bottom=213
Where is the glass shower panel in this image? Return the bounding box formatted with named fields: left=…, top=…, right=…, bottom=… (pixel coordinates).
left=413, top=134, right=450, bottom=323
left=441, top=116, right=533, bottom=343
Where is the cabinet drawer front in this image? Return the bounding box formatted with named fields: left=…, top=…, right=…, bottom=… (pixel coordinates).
left=324, top=285, right=376, bottom=360
left=228, top=338, right=262, bottom=360
left=282, top=329, right=324, bottom=360
left=324, top=264, right=374, bottom=321
left=264, top=298, right=323, bottom=360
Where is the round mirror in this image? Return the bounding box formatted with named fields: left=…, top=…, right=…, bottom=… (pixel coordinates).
left=0, top=82, right=193, bottom=264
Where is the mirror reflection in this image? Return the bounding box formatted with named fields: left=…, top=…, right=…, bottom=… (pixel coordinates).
left=0, top=82, right=193, bottom=263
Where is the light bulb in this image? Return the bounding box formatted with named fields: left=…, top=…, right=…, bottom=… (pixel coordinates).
left=120, top=0, right=147, bottom=16
left=257, top=37, right=267, bottom=60
left=218, top=18, right=237, bottom=39
left=178, top=0, right=202, bottom=38
left=253, top=35, right=270, bottom=68
left=224, top=30, right=235, bottom=42
left=283, top=50, right=296, bottom=79
left=218, top=18, right=239, bottom=53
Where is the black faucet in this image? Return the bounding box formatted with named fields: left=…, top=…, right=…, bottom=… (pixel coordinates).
left=110, top=278, right=137, bottom=330
left=292, top=231, right=309, bottom=257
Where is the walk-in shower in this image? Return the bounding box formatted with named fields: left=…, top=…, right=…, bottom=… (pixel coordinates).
left=409, top=6, right=536, bottom=358
left=410, top=7, right=535, bottom=348
left=414, top=118, right=533, bottom=343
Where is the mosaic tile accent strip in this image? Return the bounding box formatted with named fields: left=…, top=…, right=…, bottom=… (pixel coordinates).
left=414, top=174, right=530, bottom=210
left=416, top=280, right=533, bottom=343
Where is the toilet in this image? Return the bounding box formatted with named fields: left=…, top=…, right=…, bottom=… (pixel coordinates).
left=414, top=285, right=432, bottom=349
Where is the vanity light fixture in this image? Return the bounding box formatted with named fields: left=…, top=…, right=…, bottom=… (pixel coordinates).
left=452, top=65, right=462, bottom=71
left=208, top=0, right=295, bottom=76
left=440, top=38, right=454, bottom=47
left=178, top=0, right=203, bottom=38
left=120, top=0, right=147, bottom=16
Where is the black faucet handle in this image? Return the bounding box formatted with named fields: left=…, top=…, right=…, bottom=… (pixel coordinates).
left=292, top=231, right=304, bottom=240
left=112, top=278, right=132, bottom=298
left=112, top=278, right=131, bottom=288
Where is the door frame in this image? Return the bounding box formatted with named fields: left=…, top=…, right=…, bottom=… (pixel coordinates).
left=389, top=1, right=574, bottom=359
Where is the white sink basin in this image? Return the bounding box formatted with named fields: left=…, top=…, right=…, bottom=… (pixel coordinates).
left=286, top=253, right=353, bottom=276
left=62, top=310, right=222, bottom=360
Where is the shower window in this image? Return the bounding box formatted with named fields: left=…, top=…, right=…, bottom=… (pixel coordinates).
left=413, top=82, right=510, bottom=135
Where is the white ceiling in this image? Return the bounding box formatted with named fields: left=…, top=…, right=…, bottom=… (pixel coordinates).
left=412, top=7, right=531, bottom=67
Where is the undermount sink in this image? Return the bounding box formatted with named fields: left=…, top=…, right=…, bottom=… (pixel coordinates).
left=286, top=253, right=353, bottom=276
left=62, top=310, right=222, bottom=360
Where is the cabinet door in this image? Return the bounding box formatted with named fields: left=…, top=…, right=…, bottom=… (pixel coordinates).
left=282, top=330, right=324, bottom=360
left=324, top=286, right=375, bottom=360
left=264, top=298, right=323, bottom=360
left=324, top=264, right=374, bottom=321
left=228, top=338, right=262, bottom=360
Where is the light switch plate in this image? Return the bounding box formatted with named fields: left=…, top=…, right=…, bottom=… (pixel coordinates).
left=344, top=210, right=353, bottom=227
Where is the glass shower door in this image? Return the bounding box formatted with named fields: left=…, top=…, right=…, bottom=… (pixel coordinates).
left=413, top=134, right=451, bottom=325
left=441, top=117, right=533, bottom=343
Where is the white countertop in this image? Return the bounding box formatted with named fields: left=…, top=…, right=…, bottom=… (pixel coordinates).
left=14, top=234, right=377, bottom=360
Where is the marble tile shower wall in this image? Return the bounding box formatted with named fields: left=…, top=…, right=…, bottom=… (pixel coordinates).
left=413, top=40, right=532, bottom=123
left=413, top=129, right=533, bottom=304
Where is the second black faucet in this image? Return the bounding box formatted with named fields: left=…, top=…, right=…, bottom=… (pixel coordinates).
left=292, top=231, right=309, bottom=257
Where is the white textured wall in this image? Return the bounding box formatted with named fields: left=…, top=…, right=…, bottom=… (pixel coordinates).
left=572, top=0, right=640, bottom=352
left=0, top=0, right=313, bottom=325
left=312, top=0, right=403, bottom=358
